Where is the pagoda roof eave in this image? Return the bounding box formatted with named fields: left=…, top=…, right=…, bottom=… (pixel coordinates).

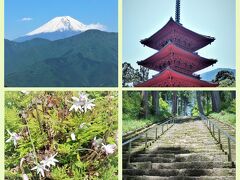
left=140, top=17, right=215, bottom=51
left=138, top=42, right=217, bottom=65
left=137, top=42, right=217, bottom=72
left=135, top=67, right=218, bottom=87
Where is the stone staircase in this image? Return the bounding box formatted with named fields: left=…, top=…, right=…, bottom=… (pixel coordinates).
left=122, top=118, right=235, bottom=180
left=209, top=118, right=235, bottom=138
left=207, top=118, right=236, bottom=163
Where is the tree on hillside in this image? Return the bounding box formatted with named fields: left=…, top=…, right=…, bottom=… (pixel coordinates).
left=122, top=62, right=149, bottom=87
left=139, top=66, right=149, bottom=82
left=213, top=70, right=235, bottom=87
left=122, top=62, right=135, bottom=86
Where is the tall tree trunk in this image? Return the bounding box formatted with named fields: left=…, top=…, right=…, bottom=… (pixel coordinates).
left=180, top=97, right=183, bottom=116
left=206, top=92, right=210, bottom=115
left=152, top=91, right=160, bottom=116
left=211, top=91, right=221, bottom=113
left=231, top=91, right=236, bottom=100
left=211, top=92, right=216, bottom=112
left=172, top=92, right=178, bottom=116
left=143, top=91, right=149, bottom=118
left=196, top=91, right=204, bottom=115
left=183, top=97, right=187, bottom=116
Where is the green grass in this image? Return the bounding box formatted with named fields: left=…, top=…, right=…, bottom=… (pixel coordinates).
left=122, top=113, right=171, bottom=133
left=123, top=118, right=154, bottom=133
left=208, top=111, right=236, bottom=126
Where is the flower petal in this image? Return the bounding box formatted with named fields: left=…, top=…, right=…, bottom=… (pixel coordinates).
left=71, top=96, right=79, bottom=101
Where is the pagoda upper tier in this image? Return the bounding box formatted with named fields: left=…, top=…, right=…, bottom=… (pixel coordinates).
left=140, top=18, right=215, bottom=52
left=137, top=42, right=217, bottom=76
left=135, top=67, right=218, bottom=87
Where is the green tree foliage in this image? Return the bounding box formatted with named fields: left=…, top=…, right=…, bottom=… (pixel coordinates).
left=122, top=91, right=171, bottom=133
left=5, top=30, right=118, bottom=87
left=191, top=91, right=236, bottom=126
left=5, top=91, right=118, bottom=179
left=122, top=62, right=149, bottom=87
left=219, top=92, right=236, bottom=114
left=213, top=70, right=235, bottom=87
left=122, top=91, right=142, bottom=120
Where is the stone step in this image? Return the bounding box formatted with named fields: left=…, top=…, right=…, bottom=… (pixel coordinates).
left=122, top=175, right=235, bottom=180
left=163, top=134, right=215, bottom=137
left=150, top=142, right=219, bottom=146
left=130, top=154, right=228, bottom=163
left=145, top=148, right=223, bottom=154
left=123, top=144, right=234, bottom=154
left=145, top=147, right=222, bottom=154
left=123, top=168, right=235, bottom=177
left=157, top=139, right=217, bottom=142
left=127, top=161, right=233, bottom=170
left=208, top=119, right=235, bottom=137
left=124, top=153, right=175, bottom=159
left=123, top=118, right=236, bottom=178
left=221, top=143, right=236, bottom=148
left=131, top=141, right=219, bottom=146
left=123, top=152, right=225, bottom=158
left=149, top=145, right=221, bottom=150
left=155, top=139, right=219, bottom=143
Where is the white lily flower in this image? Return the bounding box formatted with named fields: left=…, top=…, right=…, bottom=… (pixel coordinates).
left=102, top=143, right=117, bottom=155
left=69, top=96, right=83, bottom=112
left=31, top=163, right=48, bottom=177
left=82, top=99, right=95, bottom=113
left=6, top=130, right=21, bottom=147
left=71, top=133, right=76, bottom=141
left=22, top=174, right=29, bottom=180
left=40, top=153, right=59, bottom=168
left=79, top=92, right=89, bottom=101
left=69, top=92, right=95, bottom=113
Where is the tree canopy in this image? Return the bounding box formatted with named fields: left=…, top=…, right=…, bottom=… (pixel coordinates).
left=123, top=91, right=236, bottom=133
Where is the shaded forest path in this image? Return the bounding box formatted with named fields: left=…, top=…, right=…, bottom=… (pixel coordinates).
left=123, top=118, right=235, bottom=180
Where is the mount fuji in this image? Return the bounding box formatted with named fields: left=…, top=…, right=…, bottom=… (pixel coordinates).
left=15, top=16, right=106, bottom=42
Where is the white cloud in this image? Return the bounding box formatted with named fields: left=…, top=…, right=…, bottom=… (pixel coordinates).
left=87, top=23, right=107, bottom=31
left=21, top=17, right=33, bottom=21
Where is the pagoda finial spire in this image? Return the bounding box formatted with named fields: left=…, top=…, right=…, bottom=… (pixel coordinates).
left=175, top=0, right=181, bottom=23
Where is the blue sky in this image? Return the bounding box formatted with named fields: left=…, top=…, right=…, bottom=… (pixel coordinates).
left=123, top=0, right=236, bottom=75
left=5, top=0, right=118, bottom=40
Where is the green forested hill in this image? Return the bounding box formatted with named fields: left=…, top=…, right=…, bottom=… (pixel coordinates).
left=5, top=30, right=118, bottom=87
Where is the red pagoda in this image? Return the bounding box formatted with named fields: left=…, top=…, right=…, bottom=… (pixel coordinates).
left=136, top=0, right=218, bottom=87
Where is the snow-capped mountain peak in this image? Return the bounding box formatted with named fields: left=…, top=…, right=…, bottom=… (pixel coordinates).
left=26, top=16, right=106, bottom=36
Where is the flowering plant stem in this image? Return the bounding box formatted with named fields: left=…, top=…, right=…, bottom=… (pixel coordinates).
left=34, top=103, right=43, bottom=134
left=24, top=118, right=38, bottom=163
left=78, top=148, right=101, bottom=159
